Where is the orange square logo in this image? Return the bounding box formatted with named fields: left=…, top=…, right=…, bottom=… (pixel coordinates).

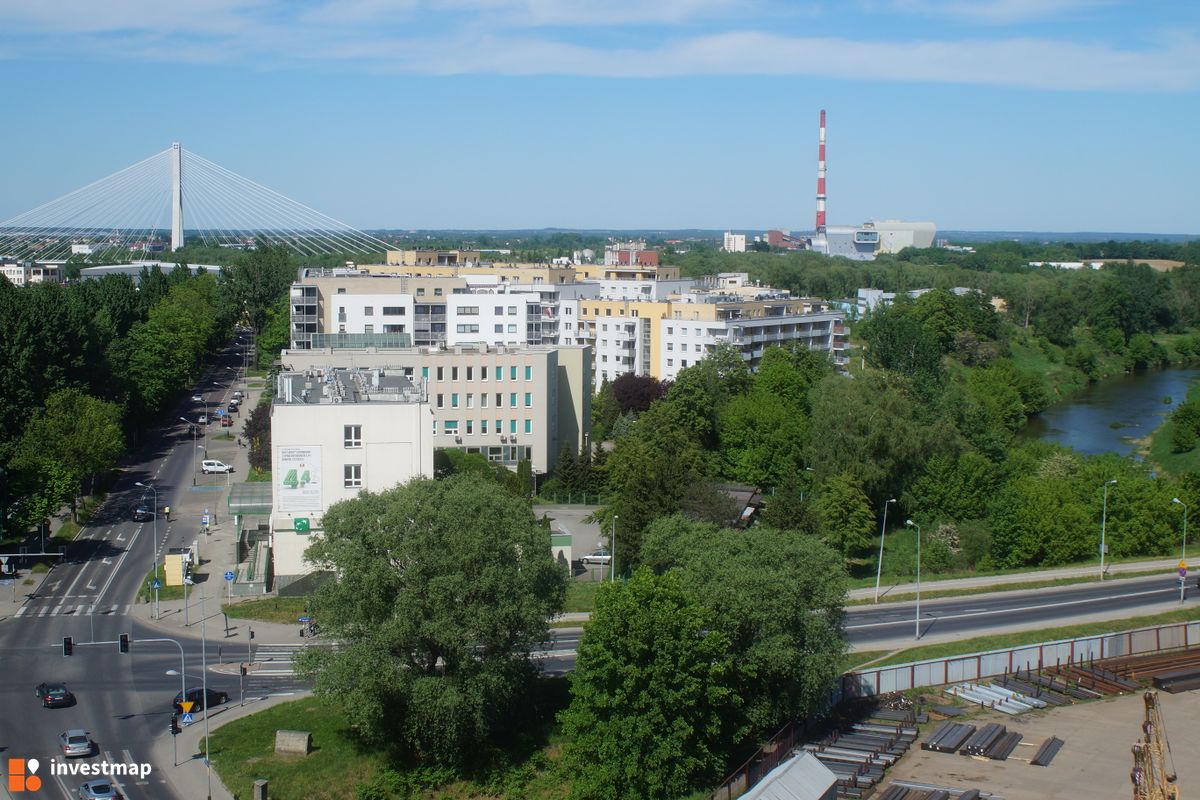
left=6, top=757, right=43, bottom=792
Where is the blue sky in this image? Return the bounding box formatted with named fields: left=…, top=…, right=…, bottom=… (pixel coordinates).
left=1, top=0, right=1197, bottom=234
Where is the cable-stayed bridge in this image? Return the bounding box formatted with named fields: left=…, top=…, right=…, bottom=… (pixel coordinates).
left=0, top=143, right=392, bottom=261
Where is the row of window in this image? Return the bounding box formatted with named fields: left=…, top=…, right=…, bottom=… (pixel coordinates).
left=437, top=419, right=534, bottom=435
left=665, top=342, right=705, bottom=352
left=421, top=365, right=534, bottom=382
left=436, top=392, right=533, bottom=409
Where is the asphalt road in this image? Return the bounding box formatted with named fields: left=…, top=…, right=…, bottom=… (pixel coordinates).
left=0, top=334, right=299, bottom=800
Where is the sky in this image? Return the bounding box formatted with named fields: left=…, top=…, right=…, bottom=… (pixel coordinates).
left=1, top=0, right=1198, bottom=234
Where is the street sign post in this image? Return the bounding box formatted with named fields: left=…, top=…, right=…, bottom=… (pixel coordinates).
left=201, top=514, right=210, bottom=527
left=181, top=712, right=194, bottom=726
left=225, top=570, right=235, bottom=603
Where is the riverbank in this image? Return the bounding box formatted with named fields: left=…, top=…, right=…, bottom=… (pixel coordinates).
left=1144, top=377, right=1200, bottom=475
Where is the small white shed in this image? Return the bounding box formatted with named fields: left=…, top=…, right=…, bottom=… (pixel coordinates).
left=739, top=751, right=838, bottom=800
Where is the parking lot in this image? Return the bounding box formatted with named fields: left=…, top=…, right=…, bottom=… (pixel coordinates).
left=887, top=689, right=1200, bottom=799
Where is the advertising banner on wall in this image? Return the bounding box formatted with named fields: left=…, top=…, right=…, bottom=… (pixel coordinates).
left=278, top=445, right=323, bottom=512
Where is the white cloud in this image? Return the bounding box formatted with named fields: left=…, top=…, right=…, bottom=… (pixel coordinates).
left=883, top=0, right=1115, bottom=25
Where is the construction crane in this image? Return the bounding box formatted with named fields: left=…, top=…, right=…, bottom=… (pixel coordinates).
left=1131, top=691, right=1180, bottom=800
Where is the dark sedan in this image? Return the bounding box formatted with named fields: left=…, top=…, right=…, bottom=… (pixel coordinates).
left=172, top=687, right=228, bottom=712
left=36, top=682, right=76, bottom=708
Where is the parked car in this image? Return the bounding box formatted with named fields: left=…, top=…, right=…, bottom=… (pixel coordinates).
left=132, top=505, right=154, bottom=522
left=220, top=416, right=233, bottom=427
left=191, top=393, right=204, bottom=403
left=232, top=390, right=243, bottom=400
left=580, top=549, right=612, bottom=566
left=197, top=414, right=208, bottom=425
left=201, top=460, right=233, bottom=474
left=60, top=729, right=93, bottom=757
left=78, top=780, right=122, bottom=799
left=172, top=687, right=228, bottom=713
left=36, top=682, right=75, bottom=708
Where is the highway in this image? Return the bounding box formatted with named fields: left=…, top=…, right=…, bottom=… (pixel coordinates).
left=0, top=335, right=296, bottom=800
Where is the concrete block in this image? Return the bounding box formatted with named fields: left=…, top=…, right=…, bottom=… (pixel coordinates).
left=274, top=729, right=312, bottom=755
left=253, top=779, right=268, bottom=800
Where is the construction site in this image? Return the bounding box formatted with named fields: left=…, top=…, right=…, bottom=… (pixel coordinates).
left=727, top=647, right=1200, bottom=800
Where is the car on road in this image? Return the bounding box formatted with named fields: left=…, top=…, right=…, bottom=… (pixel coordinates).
left=172, top=687, right=229, bottom=713
left=201, top=459, right=233, bottom=474
left=36, top=682, right=75, bottom=708
left=60, top=729, right=93, bottom=757
left=580, top=549, right=612, bottom=566
left=78, top=780, right=122, bottom=799
left=191, top=393, right=204, bottom=402
left=132, top=504, right=154, bottom=522
left=197, top=413, right=208, bottom=425
left=232, top=390, right=243, bottom=400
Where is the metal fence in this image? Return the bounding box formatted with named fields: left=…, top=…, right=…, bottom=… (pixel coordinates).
left=842, top=620, right=1200, bottom=698
left=710, top=722, right=803, bottom=800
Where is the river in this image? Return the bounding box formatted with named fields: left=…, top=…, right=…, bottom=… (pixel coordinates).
left=1020, top=367, right=1200, bottom=456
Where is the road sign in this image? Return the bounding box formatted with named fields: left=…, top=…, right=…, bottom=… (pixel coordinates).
left=180, top=701, right=195, bottom=713
left=224, top=570, right=235, bottom=581
left=294, top=517, right=310, bottom=533
left=181, top=712, right=194, bottom=726
left=151, top=579, right=162, bottom=590
left=1180, top=568, right=1188, bottom=578
left=201, top=514, right=210, bottom=526
left=1180, top=560, right=1188, bottom=570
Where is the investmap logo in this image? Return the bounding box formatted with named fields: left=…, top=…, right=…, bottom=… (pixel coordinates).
left=6, top=756, right=153, bottom=792
left=6, top=758, right=43, bottom=792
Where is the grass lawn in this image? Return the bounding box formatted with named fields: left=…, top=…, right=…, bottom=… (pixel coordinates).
left=210, top=696, right=572, bottom=800
left=136, top=567, right=189, bottom=602
left=565, top=581, right=601, bottom=613
left=857, top=606, right=1200, bottom=669
left=246, top=467, right=271, bottom=483
left=223, top=596, right=309, bottom=625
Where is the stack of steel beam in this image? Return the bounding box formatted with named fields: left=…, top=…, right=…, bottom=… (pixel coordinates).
left=960, top=723, right=1007, bottom=757
left=1013, top=667, right=1100, bottom=700
left=994, top=674, right=1070, bottom=706
left=1153, top=666, right=1200, bottom=693
left=801, top=715, right=919, bottom=796
left=921, top=720, right=975, bottom=753
left=1031, top=736, right=1064, bottom=766
left=880, top=781, right=995, bottom=799
left=947, top=683, right=1046, bottom=715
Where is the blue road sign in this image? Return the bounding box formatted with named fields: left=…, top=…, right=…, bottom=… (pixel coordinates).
left=181, top=712, right=194, bottom=725
left=224, top=570, right=235, bottom=581
left=152, top=579, right=162, bottom=590
left=298, top=616, right=313, bottom=623
left=201, top=514, right=210, bottom=526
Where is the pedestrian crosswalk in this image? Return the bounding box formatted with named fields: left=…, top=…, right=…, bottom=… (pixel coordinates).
left=15, top=602, right=131, bottom=618
left=250, top=642, right=334, bottom=676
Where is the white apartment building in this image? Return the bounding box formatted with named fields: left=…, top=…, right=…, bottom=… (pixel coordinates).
left=723, top=232, right=747, bottom=253
left=270, top=367, right=435, bottom=585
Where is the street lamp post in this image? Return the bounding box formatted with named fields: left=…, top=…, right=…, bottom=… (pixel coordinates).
left=610, top=515, right=618, bottom=583
left=1100, top=479, right=1116, bottom=581
left=200, top=596, right=213, bottom=800
left=906, top=519, right=921, bottom=639
left=1174, top=498, right=1189, bottom=604
left=135, top=481, right=159, bottom=618
left=180, top=418, right=198, bottom=485
left=874, top=499, right=897, bottom=603
left=800, top=466, right=815, bottom=503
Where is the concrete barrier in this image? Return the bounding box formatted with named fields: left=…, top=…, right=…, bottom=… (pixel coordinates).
left=274, top=730, right=312, bottom=755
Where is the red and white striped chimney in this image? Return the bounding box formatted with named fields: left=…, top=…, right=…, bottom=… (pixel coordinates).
left=816, top=109, right=827, bottom=233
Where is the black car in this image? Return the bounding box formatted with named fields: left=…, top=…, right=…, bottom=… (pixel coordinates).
left=36, top=682, right=76, bottom=708
left=132, top=505, right=153, bottom=522
left=172, top=687, right=228, bottom=713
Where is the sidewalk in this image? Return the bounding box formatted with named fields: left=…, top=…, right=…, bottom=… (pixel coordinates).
left=150, top=688, right=312, bottom=800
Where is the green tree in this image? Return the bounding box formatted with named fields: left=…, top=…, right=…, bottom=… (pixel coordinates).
left=560, top=568, right=738, bottom=800
left=857, top=305, right=943, bottom=384
left=812, top=472, right=876, bottom=560
left=641, top=517, right=846, bottom=737
left=298, top=476, right=566, bottom=766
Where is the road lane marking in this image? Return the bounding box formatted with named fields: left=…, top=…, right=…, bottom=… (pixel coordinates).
left=845, top=586, right=1180, bottom=630
left=102, top=752, right=128, bottom=798
left=39, top=606, right=51, bottom=617
left=15, top=606, right=28, bottom=617
left=94, top=519, right=142, bottom=607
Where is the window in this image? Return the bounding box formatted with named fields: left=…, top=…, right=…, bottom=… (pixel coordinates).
left=336, top=287, right=346, bottom=294
left=524, top=419, right=532, bottom=434
left=466, top=420, right=474, bottom=435
left=602, top=324, right=608, bottom=332
left=694, top=343, right=701, bottom=352
left=495, top=366, right=503, bottom=381
left=694, top=328, right=701, bottom=336
left=417, top=287, right=426, bottom=296
left=422, top=366, right=429, bottom=379
left=494, top=324, right=504, bottom=333
left=363, top=324, right=374, bottom=333
left=508, top=306, right=517, bottom=315
left=482, top=393, right=489, bottom=408
left=682, top=359, right=688, bottom=367
left=344, top=464, right=362, bottom=488
left=667, top=342, right=673, bottom=351
left=524, top=392, right=532, bottom=408
left=667, top=326, right=673, bottom=334
left=606, top=308, right=612, bottom=316
left=510, top=419, right=517, bottom=434
left=452, top=367, right=459, bottom=381
left=510, top=366, right=518, bottom=380
left=505, top=324, right=515, bottom=333
left=495, top=305, right=503, bottom=315
left=467, top=393, right=474, bottom=408
left=444, top=420, right=459, bottom=434
left=343, top=425, right=362, bottom=448
left=436, top=393, right=444, bottom=409
left=509, top=392, right=517, bottom=408
left=667, top=358, right=674, bottom=366
left=364, top=306, right=374, bottom=316
left=434, top=287, right=443, bottom=296
left=456, top=324, right=479, bottom=333
left=383, top=306, right=405, bottom=315
left=436, top=367, right=444, bottom=381
left=495, top=392, right=502, bottom=407
left=383, top=324, right=404, bottom=333
left=481, top=419, right=489, bottom=434
left=451, top=393, right=459, bottom=408
left=524, top=365, right=532, bottom=380
left=460, top=306, right=479, bottom=315
left=496, top=419, right=502, bottom=435
left=466, top=367, right=473, bottom=381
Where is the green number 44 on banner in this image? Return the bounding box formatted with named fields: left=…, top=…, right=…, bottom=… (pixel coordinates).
left=282, top=469, right=312, bottom=489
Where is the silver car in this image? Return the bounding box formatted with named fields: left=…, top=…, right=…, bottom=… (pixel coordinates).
left=78, top=780, right=121, bottom=799
left=60, top=728, right=93, bottom=757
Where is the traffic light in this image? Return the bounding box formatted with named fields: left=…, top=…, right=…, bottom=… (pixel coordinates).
left=119, top=633, right=130, bottom=654
left=240, top=664, right=248, bottom=677
left=169, top=714, right=180, bottom=736
left=63, top=636, right=73, bottom=657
